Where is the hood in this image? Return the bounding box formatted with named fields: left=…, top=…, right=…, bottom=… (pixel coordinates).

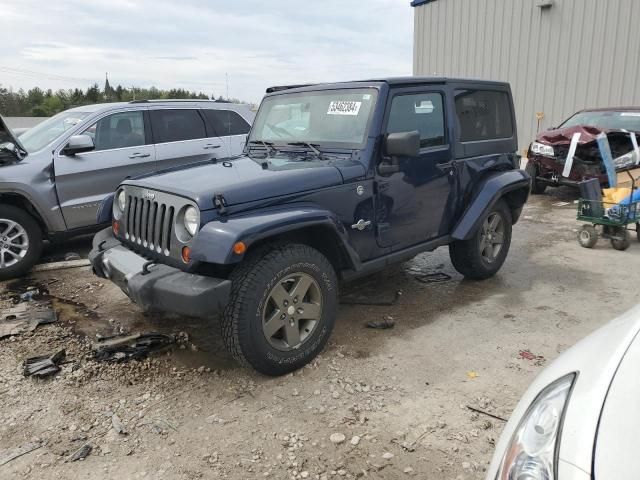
left=0, top=115, right=27, bottom=162
left=536, top=125, right=640, bottom=145
left=594, top=329, right=640, bottom=479
left=125, top=156, right=347, bottom=210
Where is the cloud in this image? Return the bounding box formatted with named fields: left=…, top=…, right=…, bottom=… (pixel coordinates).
left=1, top=0, right=413, bottom=103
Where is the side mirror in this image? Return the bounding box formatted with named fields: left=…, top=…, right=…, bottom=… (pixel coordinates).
left=385, top=131, right=420, bottom=158
left=63, top=134, right=94, bottom=155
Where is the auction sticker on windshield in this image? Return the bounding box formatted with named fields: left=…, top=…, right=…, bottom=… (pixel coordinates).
left=327, top=101, right=362, bottom=116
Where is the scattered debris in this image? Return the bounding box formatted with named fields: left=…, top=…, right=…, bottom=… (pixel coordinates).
left=518, top=349, right=546, bottom=365
left=341, top=289, right=402, bottom=306
left=111, top=414, right=127, bottom=435
left=382, top=452, right=394, bottom=460
left=350, top=435, right=361, bottom=446
left=67, top=443, right=92, bottom=462
left=552, top=201, right=571, bottom=207
left=466, top=371, right=479, bottom=380
left=414, top=272, right=452, bottom=284
left=0, top=302, right=57, bottom=340
left=23, top=349, right=66, bottom=378
left=0, top=442, right=43, bottom=466
left=31, top=259, right=91, bottom=273
left=366, top=315, right=395, bottom=330
left=93, top=333, right=175, bottom=362
left=19, top=289, right=39, bottom=302
left=329, top=433, right=346, bottom=444
left=64, top=252, right=82, bottom=261
left=466, top=405, right=508, bottom=423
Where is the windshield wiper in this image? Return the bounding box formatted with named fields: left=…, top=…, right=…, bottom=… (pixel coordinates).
left=248, top=140, right=277, bottom=158
left=287, top=142, right=322, bottom=159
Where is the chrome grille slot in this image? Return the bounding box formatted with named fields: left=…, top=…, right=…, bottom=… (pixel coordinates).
left=120, top=187, right=187, bottom=258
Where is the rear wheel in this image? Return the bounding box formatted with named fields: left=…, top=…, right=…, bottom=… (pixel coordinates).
left=0, top=205, right=43, bottom=280
left=449, top=200, right=513, bottom=280
left=611, top=229, right=631, bottom=251
left=577, top=225, right=598, bottom=248
left=221, top=243, right=338, bottom=376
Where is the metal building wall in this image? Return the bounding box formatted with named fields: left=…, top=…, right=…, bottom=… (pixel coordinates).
left=413, top=0, right=640, bottom=151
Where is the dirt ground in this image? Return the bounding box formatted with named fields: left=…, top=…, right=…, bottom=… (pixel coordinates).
left=1, top=188, right=639, bottom=480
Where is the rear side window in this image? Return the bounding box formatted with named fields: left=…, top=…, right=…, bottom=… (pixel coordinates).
left=455, top=90, right=513, bottom=142
left=387, top=93, right=445, bottom=148
left=204, top=109, right=251, bottom=136
left=150, top=109, right=206, bottom=143
left=83, top=111, right=146, bottom=151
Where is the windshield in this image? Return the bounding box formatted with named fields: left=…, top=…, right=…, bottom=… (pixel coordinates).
left=19, top=110, right=91, bottom=152
left=561, top=110, right=640, bottom=132
left=249, top=88, right=378, bottom=148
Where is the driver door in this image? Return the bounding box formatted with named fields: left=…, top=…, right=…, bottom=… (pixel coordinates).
left=375, top=89, right=455, bottom=249
left=55, top=109, right=156, bottom=229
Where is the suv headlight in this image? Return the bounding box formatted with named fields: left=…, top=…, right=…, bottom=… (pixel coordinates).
left=113, top=189, right=126, bottom=219
left=531, top=142, right=555, bottom=157
left=183, top=206, right=199, bottom=236
left=497, top=374, right=575, bottom=480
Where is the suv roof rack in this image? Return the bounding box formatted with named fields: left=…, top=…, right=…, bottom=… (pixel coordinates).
left=265, top=84, right=316, bottom=94
left=127, top=99, right=221, bottom=104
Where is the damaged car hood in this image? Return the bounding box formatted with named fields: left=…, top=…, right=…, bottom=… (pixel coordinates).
left=537, top=125, right=640, bottom=146
left=124, top=156, right=347, bottom=211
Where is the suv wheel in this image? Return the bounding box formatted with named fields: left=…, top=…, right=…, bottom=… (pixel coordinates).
left=221, top=243, right=338, bottom=376
left=0, top=205, right=43, bottom=281
left=525, top=161, right=547, bottom=194
left=449, top=200, right=513, bottom=280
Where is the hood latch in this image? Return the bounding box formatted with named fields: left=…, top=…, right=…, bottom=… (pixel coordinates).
left=214, top=194, right=228, bottom=215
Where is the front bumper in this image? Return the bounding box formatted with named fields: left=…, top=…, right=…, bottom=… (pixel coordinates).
left=89, top=228, right=231, bottom=318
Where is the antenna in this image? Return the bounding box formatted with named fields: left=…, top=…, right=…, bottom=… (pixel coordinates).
left=226, top=73, right=229, bottom=100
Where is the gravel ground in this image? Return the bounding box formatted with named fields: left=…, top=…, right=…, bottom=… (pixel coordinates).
left=1, top=188, right=639, bottom=480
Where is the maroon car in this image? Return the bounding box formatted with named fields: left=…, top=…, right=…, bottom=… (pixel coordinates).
left=526, top=107, right=640, bottom=193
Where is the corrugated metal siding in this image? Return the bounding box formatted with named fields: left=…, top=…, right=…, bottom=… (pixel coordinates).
left=413, top=0, right=640, bottom=151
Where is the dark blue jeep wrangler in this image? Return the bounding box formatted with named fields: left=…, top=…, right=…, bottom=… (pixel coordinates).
left=90, top=77, right=530, bottom=375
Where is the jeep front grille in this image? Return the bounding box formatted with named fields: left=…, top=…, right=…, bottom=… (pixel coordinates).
left=125, top=195, right=175, bottom=255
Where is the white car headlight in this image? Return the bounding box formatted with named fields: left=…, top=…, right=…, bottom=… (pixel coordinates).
left=497, top=374, right=575, bottom=480
left=531, top=142, right=555, bottom=157
left=113, top=189, right=126, bottom=219
left=183, top=206, right=199, bottom=236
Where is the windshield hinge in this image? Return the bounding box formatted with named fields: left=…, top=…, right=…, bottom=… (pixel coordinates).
left=214, top=194, right=228, bottom=215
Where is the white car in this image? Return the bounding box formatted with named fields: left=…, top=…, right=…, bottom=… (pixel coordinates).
left=486, top=305, right=640, bottom=480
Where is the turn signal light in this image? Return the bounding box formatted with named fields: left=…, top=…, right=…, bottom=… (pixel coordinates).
left=112, top=220, right=120, bottom=235
left=181, top=246, right=191, bottom=263
left=233, top=241, right=247, bottom=255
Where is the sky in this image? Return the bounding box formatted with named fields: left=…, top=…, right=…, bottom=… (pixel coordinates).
left=1, top=0, right=414, bottom=103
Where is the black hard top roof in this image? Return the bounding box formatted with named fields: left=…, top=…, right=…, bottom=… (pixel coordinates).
left=266, top=76, right=509, bottom=94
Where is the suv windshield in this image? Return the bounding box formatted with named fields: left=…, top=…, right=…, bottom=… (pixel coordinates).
left=19, top=110, right=91, bottom=153
left=249, top=88, right=378, bottom=148
left=561, top=110, right=640, bottom=132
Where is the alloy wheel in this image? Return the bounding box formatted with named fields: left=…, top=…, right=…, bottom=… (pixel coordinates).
left=479, top=213, right=505, bottom=263
left=262, top=272, right=323, bottom=351
left=0, top=219, right=29, bottom=269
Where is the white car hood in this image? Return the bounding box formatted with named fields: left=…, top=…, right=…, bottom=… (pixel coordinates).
left=486, top=305, right=640, bottom=479
left=594, top=329, right=640, bottom=479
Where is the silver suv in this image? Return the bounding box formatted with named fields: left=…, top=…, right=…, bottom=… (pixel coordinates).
left=0, top=100, right=254, bottom=279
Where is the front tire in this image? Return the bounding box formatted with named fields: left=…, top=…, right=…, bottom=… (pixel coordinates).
left=0, top=205, right=43, bottom=281
left=221, top=243, right=338, bottom=376
left=525, top=161, right=547, bottom=194
left=577, top=225, right=598, bottom=248
left=449, top=200, right=513, bottom=280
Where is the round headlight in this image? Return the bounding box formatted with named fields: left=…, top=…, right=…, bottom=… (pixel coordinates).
left=184, top=206, right=199, bottom=236
left=113, top=190, right=126, bottom=219
left=117, top=190, right=126, bottom=212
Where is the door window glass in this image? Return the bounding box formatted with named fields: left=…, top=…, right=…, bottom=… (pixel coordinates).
left=204, top=109, right=251, bottom=136
left=455, top=90, right=514, bottom=141
left=387, top=93, right=445, bottom=148
left=150, top=109, right=206, bottom=143
left=82, top=111, right=146, bottom=151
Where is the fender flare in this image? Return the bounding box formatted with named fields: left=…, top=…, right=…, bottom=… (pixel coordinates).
left=451, top=170, right=531, bottom=241
left=96, top=193, right=115, bottom=224
left=190, top=204, right=359, bottom=266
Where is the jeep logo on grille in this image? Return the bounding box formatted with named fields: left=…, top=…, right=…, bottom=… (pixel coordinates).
left=142, top=191, right=155, bottom=200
